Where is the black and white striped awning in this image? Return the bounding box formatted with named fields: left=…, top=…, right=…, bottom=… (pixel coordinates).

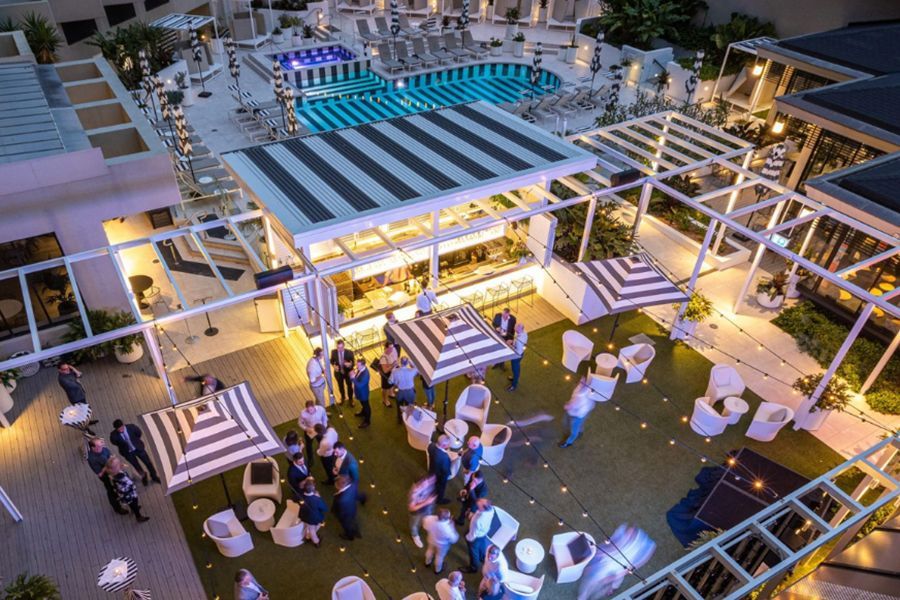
left=150, top=13, right=215, bottom=31
left=97, top=557, right=137, bottom=592
left=385, top=304, right=518, bottom=386
left=140, top=382, right=284, bottom=494
left=573, top=253, right=688, bottom=314
left=222, top=101, right=595, bottom=238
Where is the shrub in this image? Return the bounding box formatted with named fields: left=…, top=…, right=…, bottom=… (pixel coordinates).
left=865, top=390, right=900, bottom=416
left=595, top=0, right=706, bottom=50
left=3, top=573, right=61, bottom=600
left=792, top=373, right=852, bottom=412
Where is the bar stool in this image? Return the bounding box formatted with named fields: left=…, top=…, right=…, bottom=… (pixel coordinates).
left=511, top=275, right=535, bottom=310
left=485, top=282, right=510, bottom=315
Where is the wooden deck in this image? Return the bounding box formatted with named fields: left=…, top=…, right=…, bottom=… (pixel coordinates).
left=0, top=297, right=564, bottom=598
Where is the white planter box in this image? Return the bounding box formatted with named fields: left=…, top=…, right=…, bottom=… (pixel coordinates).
left=292, top=35, right=304, bottom=46
left=505, top=23, right=518, bottom=40
left=272, top=32, right=285, bottom=44
left=490, top=45, right=503, bottom=56
left=180, top=86, right=195, bottom=106
left=211, top=38, right=224, bottom=55
left=564, top=46, right=577, bottom=64
left=157, top=58, right=189, bottom=89
left=620, top=44, right=673, bottom=84
left=800, top=408, right=831, bottom=431
left=786, top=274, right=802, bottom=298
left=513, top=41, right=525, bottom=57
left=756, top=292, right=784, bottom=309
left=671, top=318, right=698, bottom=341
left=115, top=342, right=144, bottom=364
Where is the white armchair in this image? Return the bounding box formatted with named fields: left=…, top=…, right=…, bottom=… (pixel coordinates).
left=455, top=384, right=491, bottom=431
left=332, top=576, right=377, bottom=600
left=503, top=571, right=545, bottom=599
left=271, top=500, right=306, bottom=547
left=617, top=343, right=656, bottom=384
left=403, top=406, right=437, bottom=451
left=562, top=330, right=594, bottom=373
left=480, top=424, right=512, bottom=466
left=550, top=531, right=596, bottom=584
left=705, top=365, right=746, bottom=402
left=242, top=456, right=283, bottom=504
left=203, top=509, right=253, bottom=557
left=746, top=402, right=794, bottom=442
left=690, top=397, right=729, bottom=437
left=435, top=579, right=454, bottom=600
left=586, top=371, right=619, bottom=403
left=487, top=506, right=520, bottom=550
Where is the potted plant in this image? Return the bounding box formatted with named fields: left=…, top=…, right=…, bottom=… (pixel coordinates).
left=793, top=373, right=852, bottom=431
left=756, top=272, right=788, bottom=309
left=109, top=311, right=144, bottom=364
left=62, top=309, right=114, bottom=362
left=290, top=17, right=303, bottom=46
left=512, top=32, right=525, bottom=58
left=489, top=37, right=503, bottom=57
left=165, top=89, right=185, bottom=106
left=3, top=572, right=61, bottom=600
left=42, top=268, right=78, bottom=315
left=441, top=15, right=451, bottom=33
left=486, top=0, right=495, bottom=21
left=564, top=36, right=578, bottom=64
left=302, top=23, right=315, bottom=46
left=175, top=71, right=193, bottom=106
left=537, top=0, right=549, bottom=23
left=1, top=368, right=20, bottom=393
left=272, top=26, right=285, bottom=44
left=672, top=291, right=712, bottom=340
left=20, top=13, right=61, bottom=64
left=505, top=7, right=520, bottom=39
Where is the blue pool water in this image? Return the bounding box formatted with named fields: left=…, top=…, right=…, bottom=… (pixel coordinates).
left=273, top=46, right=357, bottom=70
left=294, top=62, right=560, bottom=132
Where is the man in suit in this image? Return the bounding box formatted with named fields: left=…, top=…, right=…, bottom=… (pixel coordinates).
left=350, top=358, right=371, bottom=428
left=332, top=474, right=361, bottom=540
left=109, top=419, right=160, bottom=486
left=465, top=498, right=495, bottom=573
left=427, top=435, right=453, bottom=505
left=456, top=470, right=488, bottom=526
left=86, top=437, right=128, bottom=515
left=183, top=373, right=226, bottom=397
left=234, top=568, right=268, bottom=600
left=286, top=453, right=310, bottom=500
left=314, top=423, right=339, bottom=484
left=330, top=340, right=355, bottom=407
left=492, top=308, right=517, bottom=370
left=332, top=442, right=359, bottom=484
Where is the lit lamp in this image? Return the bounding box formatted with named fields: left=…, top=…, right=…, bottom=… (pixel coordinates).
left=752, top=63, right=763, bottom=76
left=771, top=120, right=785, bottom=135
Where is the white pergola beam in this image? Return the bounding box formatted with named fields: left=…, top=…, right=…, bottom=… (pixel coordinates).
left=596, top=129, right=680, bottom=170
left=725, top=193, right=794, bottom=219
left=149, top=242, right=191, bottom=311
left=578, top=135, right=655, bottom=175
left=188, top=232, right=235, bottom=298
left=634, top=121, right=716, bottom=158
left=836, top=247, right=900, bottom=278
left=333, top=238, right=360, bottom=261
left=62, top=256, right=93, bottom=338
left=761, top=208, right=830, bottom=235
left=615, top=124, right=704, bottom=165
left=17, top=270, right=41, bottom=353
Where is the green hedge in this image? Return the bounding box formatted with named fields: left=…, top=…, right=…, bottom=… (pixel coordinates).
left=772, top=302, right=900, bottom=415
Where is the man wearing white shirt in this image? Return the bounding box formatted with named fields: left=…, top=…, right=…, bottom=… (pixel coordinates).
left=416, top=284, right=439, bottom=315
left=306, top=347, right=328, bottom=406
left=465, top=498, right=495, bottom=573
left=298, top=401, right=327, bottom=463
left=423, top=508, right=459, bottom=574
left=506, top=323, right=528, bottom=392
left=445, top=571, right=466, bottom=600
left=482, top=544, right=509, bottom=584
left=314, top=423, right=338, bottom=484
left=559, top=377, right=595, bottom=448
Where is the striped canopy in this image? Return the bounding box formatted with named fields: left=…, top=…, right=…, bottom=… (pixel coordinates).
left=573, top=253, right=687, bottom=314
left=385, top=304, right=518, bottom=386
left=140, top=382, right=284, bottom=494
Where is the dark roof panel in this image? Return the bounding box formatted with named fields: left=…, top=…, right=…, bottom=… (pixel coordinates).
left=803, top=74, right=900, bottom=136
left=777, top=21, right=900, bottom=76
left=836, top=154, right=900, bottom=215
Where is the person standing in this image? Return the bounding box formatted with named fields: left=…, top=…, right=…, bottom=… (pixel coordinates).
left=330, top=340, right=355, bottom=407
left=183, top=373, right=226, bottom=396
left=109, top=419, right=160, bottom=486
left=445, top=571, right=467, bottom=600
left=423, top=508, right=459, bottom=574
left=416, top=283, right=439, bottom=315
left=378, top=342, right=399, bottom=408
left=350, top=358, right=371, bottom=428
left=234, top=569, right=268, bottom=600
left=390, top=357, right=418, bottom=423
left=283, top=430, right=303, bottom=460
left=286, top=453, right=310, bottom=500
left=482, top=545, right=509, bottom=585
left=332, top=474, right=361, bottom=540
left=428, top=435, right=453, bottom=504
left=408, top=474, right=437, bottom=548
left=460, top=436, right=483, bottom=484
left=384, top=312, right=401, bottom=356
left=478, top=575, right=503, bottom=600
left=332, top=442, right=359, bottom=484
left=299, top=479, right=327, bottom=548
left=298, top=401, right=327, bottom=464
left=87, top=437, right=128, bottom=515
left=559, top=377, right=595, bottom=448
left=506, top=323, right=528, bottom=392
left=306, top=347, right=328, bottom=407
left=315, top=423, right=339, bottom=484
left=456, top=470, right=488, bottom=526
left=420, top=374, right=436, bottom=410
left=491, top=308, right=517, bottom=371
left=57, top=363, right=90, bottom=406
left=105, top=456, right=149, bottom=522
left=465, top=498, right=495, bottom=573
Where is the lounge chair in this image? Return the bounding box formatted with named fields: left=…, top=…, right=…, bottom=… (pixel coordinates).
left=356, top=19, right=382, bottom=43
left=460, top=30, right=488, bottom=58
left=745, top=402, right=794, bottom=442
left=398, top=14, right=420, bottom=36
left=426, top=36, right=457, bottom=63
left=690, top=397, right=730, bottom=437
left=416, top=37, right=450, bottom=65
left=443, top=32, right=474, bottom=60
left=561, top=330, right=593, bottom=372
left=373, top=16, right=394, bottom=38
left=530, top=94, right=561, bottom=121
left=551, top=92, right=579, bottom=117
left=375, top=43, right=404, bottom=74
left=550, top=532, right=596, bottom=583
left=394, top=41, right=423, bottom=70
left=570, top=89, right=595, bottom=110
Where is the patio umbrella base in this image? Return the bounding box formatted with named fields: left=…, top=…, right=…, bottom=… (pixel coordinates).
left=197, top=90, right=212, bottom=98
left=204, top=327, right=219, bottom=337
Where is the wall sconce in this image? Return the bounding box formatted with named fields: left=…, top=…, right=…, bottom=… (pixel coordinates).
left=772, top=120, right=785, bottom=134
left=752, top=64, right=763, bottom=76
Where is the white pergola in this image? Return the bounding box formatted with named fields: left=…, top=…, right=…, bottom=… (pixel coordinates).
left=709, top=36, right=779, bottom=109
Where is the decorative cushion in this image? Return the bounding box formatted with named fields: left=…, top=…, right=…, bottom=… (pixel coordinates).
left=466, top=387, right=487, bottom=408
left=487, top=509, right=502, bottom=537
left=768, top=408, right=787, bottom=423
left=633, top=345, right=653, bottom=362
left=567, top=534, right=592, bottom=564
left=411, top=407, right=423, bottom=423
left=490, top=427, right=510, bottom=447
left=206, top=518, right=232, bottom=539
left=250, top=461, right=274, bottom=485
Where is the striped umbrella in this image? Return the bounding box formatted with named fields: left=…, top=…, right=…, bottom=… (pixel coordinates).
left=458, top=0, right=470, bottom=31
left=138, top=49, right=156, bottom=119
left=140, top=382, right=285, bottom=494
left=189, top=27, right=208, bottom=95
left=390, top=0, right=401, bottom=42
left=272, top=60, right=285, bottom=125
left=756, top=142, right=787, bottom=197
left=606, top=64, right=623, bottom=112
left=589, top=32, right=603, bottom=97
left=173, top=105, right=195, bottom=181
left=530, top=42, right=543, bottom=99
left=226, top=36, right=240, bottom=92
left=283, top=86, right=298, bottom=136
left=684, top=49, right=704, bottom=103
left=153, top=74, right=175, bottom=139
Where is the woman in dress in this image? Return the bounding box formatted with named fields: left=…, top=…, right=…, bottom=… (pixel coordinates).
left=105, top=456, right=149, bottom=523
left=378, top=341, right=399, bottom=407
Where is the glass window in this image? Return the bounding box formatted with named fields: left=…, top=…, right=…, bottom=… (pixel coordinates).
left=104, top=3, right=137, bottom=26
left=60, top=19, right=99, bottom=45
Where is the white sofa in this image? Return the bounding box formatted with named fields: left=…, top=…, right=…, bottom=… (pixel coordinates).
left=455, top=384, right=491, bottom=431
left=271, top=500, right=306, bottom=548
left=487, top=506, right=520, bottom=550
left=562, top=330, right=594, bottom=373
left=242, top=456, right=283, bottom=504
left=332, top=576, right=377, bottom=600
left=617, top=343, right=656, bottom=384
left=503, top=571, right=545, bottom=599
left=690, top=397, right=730, bottom=437
left=203, top=508, right=253, bottom=557
left=480, top=424, right=512, bottom=466
left=746, top=402, right=794, bottom=442
left=705, top=364, right=746, bottom=402
left=550, top=531, right=596, bottom=584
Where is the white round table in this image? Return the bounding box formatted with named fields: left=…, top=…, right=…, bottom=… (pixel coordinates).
left=444, top=418, right=468, bottom=449
left=594, top=353, right=617, bottom=376
left=515, top=538, right=545, bottom=573
left=247, top=498, right=276, bottom=532
left=723, top=396, right=749, bottom=425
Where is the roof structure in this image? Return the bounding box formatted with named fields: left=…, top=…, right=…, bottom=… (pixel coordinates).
left=805, top=152, right=900, bottom=230
left=804, top=74, right=900, bottom=136
left=775, top=20, right=900, bottom=77
left=149, top=13, right=216, bottom=31
left=0, top=63, right=65, bottom=163
left=222, top=101, right=596, bottom=244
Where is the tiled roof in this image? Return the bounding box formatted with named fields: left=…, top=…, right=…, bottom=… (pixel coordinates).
left=777, top=20, right=900, bottom=76
left=803, top=73, right=900, bottom=136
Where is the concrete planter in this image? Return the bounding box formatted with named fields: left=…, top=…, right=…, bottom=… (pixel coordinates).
left=211, top=38, right=224, bottom=55
left=115, top=341, right=144, bottom=364
left=486, top=5, right=494, bottom=20
left=620, top=44, right=673, bottom=85
left=505, top=23, right=518, bottom=40
left=180, top=86, right=194, bottom=106
left=513, top=41, right=525, bottom=57
left=292, top=34, right=304, bottom=46
left=800, top=407, right=832, bottom=431
left=272, top=31, right=285, bottom=44
left=490, top=45, right=503, bottom=57
left=564, top=46, right=577, bottom=64
left=786, top=274, right=802, bottom=298
left=537, top=7, right=547, bottom=22
left=756, top=292, right=784, bottom=310
left=158, top=58, right=189, bottom=89
left=671, top=318, right=698, bottom=341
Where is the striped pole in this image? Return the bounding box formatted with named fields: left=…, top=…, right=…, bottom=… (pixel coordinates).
left=173, top=106, right=195, bottom=182
left=189, top=27, right=209, bottom=95
left=458, top=0, right=470, bottom=31
left=530, top=42, right=542, bottom=100
left=138, top=49, right=156, bottom=120
left=589, top=32, right=603, bottom=98
left=226, top=36, right=240, bottom=94
left=390, top=0, right=401, bottom=44
left=685, top=49, right=704, bottom=104
left=272, top=60, right=285, bottom=126
left=283, top=86, right=298, bottom=137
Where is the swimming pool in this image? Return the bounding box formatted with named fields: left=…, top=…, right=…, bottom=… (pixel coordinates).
left=294, top=62, right=561, bottom=132
left=272, top=45, right=357, bottom=71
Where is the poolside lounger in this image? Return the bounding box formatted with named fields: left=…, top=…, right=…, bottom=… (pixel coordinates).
left=460, top=31, right=488, bottom=58
left=529, top=94, right=560, bottom=121
left=443, top=33, right=474, bottom=60
left=410, top=41, right=438, bottom=67
left=356, top=19, right=382, bottom=42
left=375, top=43, right=405, bottom=74
left=398, top=14, right=420, bottom=37
left=394, top=41, right=423, bottom=70
left=509, top=102, right=536, bottom=123
left=569, top=90, right=595, bottom=111
left=373, top=16, right=395, bottom=38
left=551, top=92, right=578, bottom=117
left=416, top=37, right=451, bottom=65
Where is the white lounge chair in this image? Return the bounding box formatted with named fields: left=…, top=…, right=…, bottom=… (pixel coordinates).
left=550, top=531, right=596, bottom=584
left=332, top=576, right=377, bottom=600
left=617, top=343, right=656, bottom=384
left=242, top=456, right=283, bottom=504
left=504, top=571, right=545, bottom=599
left=690, top=397, right=729, bottom=437
left=586, top=371, right=618, bottom=402
left=455, top=384, right=491, bottom=431
left=480, top=424, right=512, bottom=466
left=745, top=402, right=794, bottom=442
left=271, top=500, right=306, bottom=547
left=562, top=330, right=594, bottom=372
left=426, top=36, right=457, bottom=63
left=705, top=364, right=746, bottom=402
left=395, top=41, right=423, bottom=70
left=203, top=509, right=253, bottom=557
left=404, top=406, right=437, bottom=451
left=487, top=506, right=520, bottom=550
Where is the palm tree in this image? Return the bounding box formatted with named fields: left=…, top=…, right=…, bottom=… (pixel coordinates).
left=21, top=13, right=61, bottom=64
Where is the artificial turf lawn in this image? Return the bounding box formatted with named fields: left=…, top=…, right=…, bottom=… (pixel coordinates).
left=172, top=311, right=847, bottom=599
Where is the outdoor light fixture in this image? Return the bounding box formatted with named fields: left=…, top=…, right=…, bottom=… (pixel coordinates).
left=752, top=64, right=763, bottom=76
left=772, top=120, right=785, bottom=134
